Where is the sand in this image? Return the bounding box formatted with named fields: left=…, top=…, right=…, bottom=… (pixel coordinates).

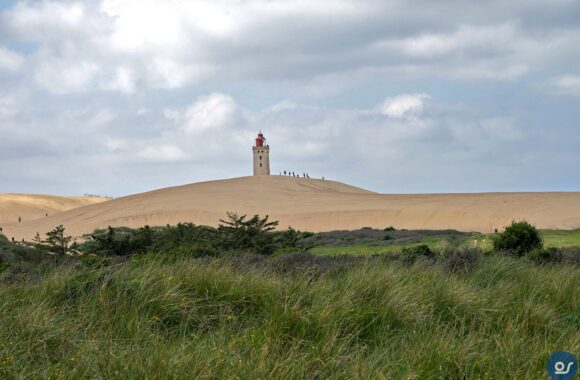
left=3, top=176, right=580, bottom=241
left=0, top=194, right=109, bottom=227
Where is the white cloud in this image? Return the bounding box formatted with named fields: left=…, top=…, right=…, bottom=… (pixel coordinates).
left=452, top=64, right=528, bottom=81
left=180, top=93, right=241, bottom=133
left=102, top=67, right=136, bottom=94
left=546, top=75, right=580, bottom=96
left=101, top=0, right=186, bottom=51
left=377, top=94, right=431, bottom=119
left=2, top=1, right=98, bottom=43
left=34, top=58, right=100, bottom=94
left=0, top=95, right=20, bottom=118
left=0, top=46, right=23, bottom=71
left=398, top=24, right=517, bottom=59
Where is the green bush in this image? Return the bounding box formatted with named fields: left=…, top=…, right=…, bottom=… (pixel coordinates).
left=165, top=243, right=219, bottom=258
left=493, top=221, right=543, bottom=256
left=526, top=247, right=562, bottom=265
left=402, top=244, right=434, bottom=257
left=0, top=262, right=10, bottom=274
left=401, top=244, right=435, bottom=264
left=78, top=254, right=112, bottom=269
left=383, top=233, right=392, bottom=241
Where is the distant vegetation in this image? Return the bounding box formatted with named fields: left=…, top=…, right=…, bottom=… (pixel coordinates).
left=83, top=194, right=115, bottom=199
left=493, top=220, right=543, bottom=256
left=0, top=218, right=578, bottom=378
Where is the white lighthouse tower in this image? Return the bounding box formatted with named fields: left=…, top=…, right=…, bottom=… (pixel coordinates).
left=252, top=132, right=270, bottom=176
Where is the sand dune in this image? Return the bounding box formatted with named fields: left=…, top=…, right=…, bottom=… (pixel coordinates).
left=3, top=176, right=580, bottom=241
left=0, top=194, right=109, bottom=227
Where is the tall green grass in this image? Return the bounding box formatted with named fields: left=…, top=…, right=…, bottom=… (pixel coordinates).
left=0, top=255, right=578, bottom=379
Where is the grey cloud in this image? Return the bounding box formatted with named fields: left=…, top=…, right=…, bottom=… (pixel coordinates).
left=1, top=0, right=578, bottom=93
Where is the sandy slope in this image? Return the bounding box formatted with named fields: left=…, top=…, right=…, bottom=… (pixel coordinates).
left=3, top=176, right=580, bottom=241
left=0, top=194, right=109, bottom=226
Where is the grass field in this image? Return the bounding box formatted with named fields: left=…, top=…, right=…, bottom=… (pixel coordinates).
left=310, top=244, right=397, bottom=256
left=311, top=229, right=580, bottom=257
left=473, top=229, right=580, bottom=252
left=311, top=238, right=474, bottom=256
left=309, top=229, right=476, bottom=256
left=542, top=229, right=580, bottom=247
left=0, top=253, right=579, bottom=379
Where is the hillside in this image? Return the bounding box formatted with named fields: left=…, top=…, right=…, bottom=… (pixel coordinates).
left=0, top=194, right=109, bottom=227
left=3, top=176, right=580, bottom=241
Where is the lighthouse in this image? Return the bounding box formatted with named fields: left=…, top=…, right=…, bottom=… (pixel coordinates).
left=252, top=132, right=270, bottom=176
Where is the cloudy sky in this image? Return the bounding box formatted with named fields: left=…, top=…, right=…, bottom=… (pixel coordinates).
left=1, top=0, right=579, bottom=196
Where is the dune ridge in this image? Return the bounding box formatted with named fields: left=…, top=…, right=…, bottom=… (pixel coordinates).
left=0, top=194, right=109, bottom=227
left=3, top=176, right=580, bottom=241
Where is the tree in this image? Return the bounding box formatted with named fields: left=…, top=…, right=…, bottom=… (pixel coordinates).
left=493, top=220, right=543, bottom=256
left=218, top=212, right=279, bottom=255
left=279, top=227, right=300, bottom=248
left=44, top=225, right=72, bottom=256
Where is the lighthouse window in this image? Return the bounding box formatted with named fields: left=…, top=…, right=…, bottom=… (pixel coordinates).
left=260, top=156, right=262, bottom=160
left=260, top=163, right=262, bottom=167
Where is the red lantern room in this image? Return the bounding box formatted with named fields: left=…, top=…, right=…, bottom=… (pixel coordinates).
left=255, top=132, right=266, bottom=147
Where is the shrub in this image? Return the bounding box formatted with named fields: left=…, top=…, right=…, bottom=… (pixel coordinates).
left=383, top=226, right=396, bottom=231
left=277, top=227, right=300, bottom=248
left=218, top=212, right=279, bottom=255
left=43, top=225, right=72, bottom=256
left=526, top=248, right=562, bottom=265
left=403, top=244, right=434, bottom=257
left=401, top=244, right=435, bottom=264
left=1, top=233, right=48, bottom=263
left=12, top=245, right=46, bottom=262
left=298, top=231, right=315, bottom=239
left=166, top=243, right=219, bottom=258
left=83, top=226, right=134, bottom=256
left=559, top=247, right=580, bottom=266
left=383, top=233, right=392, bottom=241
left=441, top=248, right=481, bottom=273
left=79, top=254, right=112, bottom=269
left=493, top=221, right=543, bottom=256
left=268, top=252, right=363, bottom=277
left=0, top=262, right=10, bottom=274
